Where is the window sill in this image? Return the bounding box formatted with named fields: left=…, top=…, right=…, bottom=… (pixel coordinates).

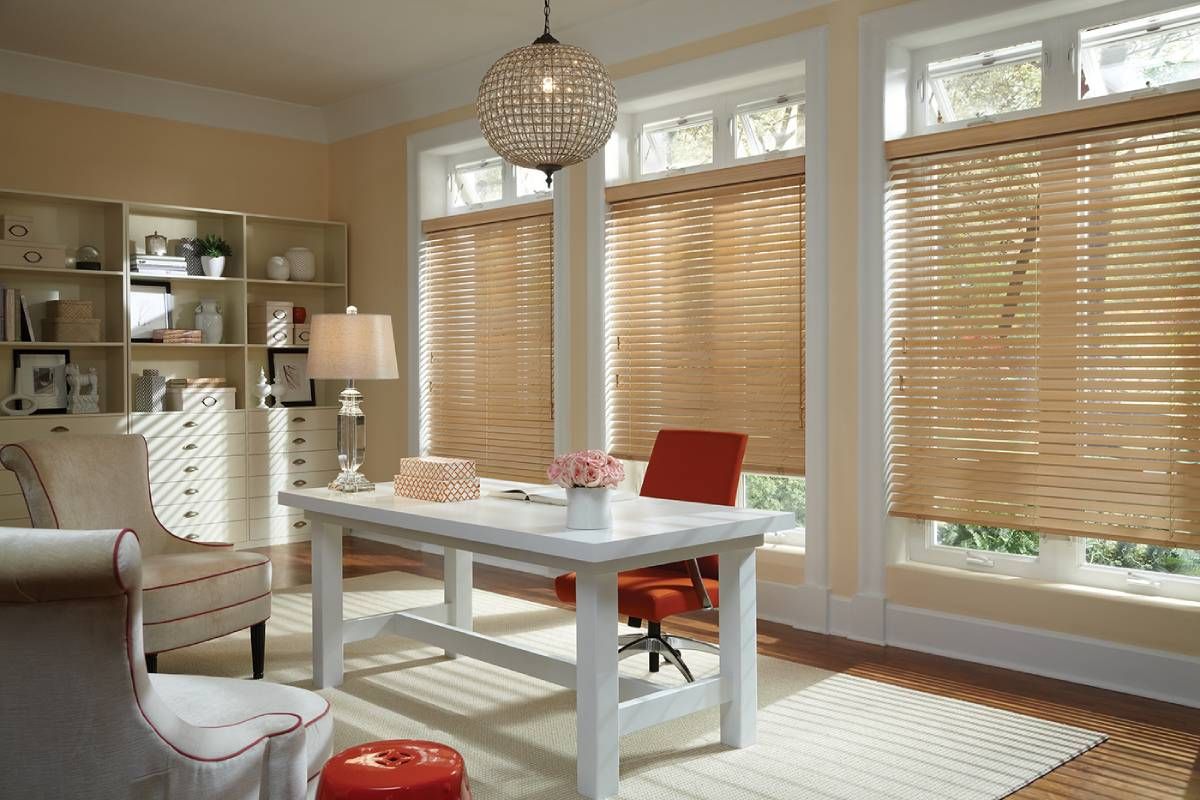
left=888, top=561, right=1200, bottom=657
left=757, top=542, right=804, bottom=585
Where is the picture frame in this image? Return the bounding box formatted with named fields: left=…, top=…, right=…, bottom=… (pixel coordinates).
left=268, top=347, right=315, bottom=407
left=13, top=349, right=70, bottom=415
left=129, top=280, right=173, bottom=342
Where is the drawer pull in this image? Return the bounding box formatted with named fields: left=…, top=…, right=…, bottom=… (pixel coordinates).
left=50, top=425, right=69, bottom=433
left=184, top=488, right=199, bottom=496
left=202, top=395, right=218, bottom=408
left=273, top=309, right=288, bottom=320
left=293, top=520, right=308, bottom=529
left=292, top=416, right=306, bottom=423
left=292, top=458, right=306, bottom=466
left=23, top=250, right=42, bottom=264
left=184, top=465, right=199, bottom=473
left=183, top=420, right=198, bottom=428
left=185, top=533, right=200, bottom=540
left=183, top=443, right=198, bottom=451
left=292, top=437, right=306, bottom=445
left=184, top=511, right=199, bottom=519
left=8, top=223, right=29, bottom=237
left=292, top=479, right=307, bottom=487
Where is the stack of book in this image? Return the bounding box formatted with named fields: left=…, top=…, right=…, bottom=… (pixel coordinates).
left=166, top=376, right=227, bottom=389
left=151, top=328, right=203, bottom=344
left=0, top=289, right=34, bottom=342
left=131, top=255, right=189, bottom=277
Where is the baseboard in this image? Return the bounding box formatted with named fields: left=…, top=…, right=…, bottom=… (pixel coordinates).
left=762, top=582, right=829, bottom=633
left=887, top=604, right=1200, bottom=709
left=829, top=592, right=887, bottom=644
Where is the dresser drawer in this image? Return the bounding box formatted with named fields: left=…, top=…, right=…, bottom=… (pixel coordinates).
left=246, top=470, right=333, bottom=498
left=0, top=414, right=126, bottom=444
left=157, top=498, right=246, bottom=529
left=247, top=408, right=336, bottom=434
left=149, top=454, right=246, bottom=484
left=249, top=513, right=312, bottom=542
left=152, top=476, right=246, bottom=507
left=247, top=429, right=336, bottom=455
left=247, top=449, right=337, bottom=476
left=172, top=518, right=248, bottom=545
left=249, top=495, right=297, bottom=520
left=131, top=410, right=245, bottom=438
left=147, top=433, right=245, bottom=461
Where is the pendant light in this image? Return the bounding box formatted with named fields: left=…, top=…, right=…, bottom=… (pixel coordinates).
left=476, top=0, right=618, bottom=187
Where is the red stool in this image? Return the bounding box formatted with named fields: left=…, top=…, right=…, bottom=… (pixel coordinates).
left=317, top=740, right=471, bottom=800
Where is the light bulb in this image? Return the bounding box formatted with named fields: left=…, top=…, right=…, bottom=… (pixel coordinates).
left=542, top=76, right=555, bottom=93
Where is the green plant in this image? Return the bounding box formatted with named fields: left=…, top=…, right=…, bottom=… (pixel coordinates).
left=936, top=522, right=1040, bottom=555
left=198, top=234, right=232, bottom=258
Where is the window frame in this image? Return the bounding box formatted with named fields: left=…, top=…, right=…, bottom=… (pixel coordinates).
left=921, top=39, right=1046, bottom=127
left=732, top=94, right=807, bottom=163
left=445, top=146, right=550, bottom=215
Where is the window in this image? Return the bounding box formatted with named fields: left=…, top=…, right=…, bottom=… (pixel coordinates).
left=1080, top=5, right=1200, bottom=99
left=887, top=97, right=1200, bottom=600
left=744, top=474, right=806, bottom=546
left=925, top=41, right=1043, bottom=124
left=419, top=203, right=555, bottom=482
left=449, top=157, right=503, bottom=208
left=639, top=113, right=714, bottom=175
left=734, top=96, right=805, bottom=158
left=516, top=166, right=552, bottom=198
left=606, top=158, right=805, bottom=480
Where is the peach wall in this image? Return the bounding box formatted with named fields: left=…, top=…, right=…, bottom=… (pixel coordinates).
left=0, top=92, right=329, bottom=219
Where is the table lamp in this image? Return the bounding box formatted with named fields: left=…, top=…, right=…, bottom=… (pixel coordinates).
left=307, top=306, right=399, bottom=492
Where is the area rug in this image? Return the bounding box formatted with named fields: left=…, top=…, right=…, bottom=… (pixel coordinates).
left=163, top=572, right=1105, bottom=799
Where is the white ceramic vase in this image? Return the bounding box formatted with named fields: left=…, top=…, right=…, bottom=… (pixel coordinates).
left=194, top=300, right=223, bottom=344
left=266, top=255, right=291, bottom=281
left=285, top=247, right=316, bottom=281
left=252, top=367, right=272, bottom=409
left=565, top=487, right=612, bottom=530
left=201, top=255, right=226, bottom=278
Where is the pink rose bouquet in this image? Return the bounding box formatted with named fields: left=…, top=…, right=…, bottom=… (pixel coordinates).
left=547, top=449, right=625, bottom=489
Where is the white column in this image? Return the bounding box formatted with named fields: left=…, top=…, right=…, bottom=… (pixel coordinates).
left=443, top=547, right=473, bottom=658
left=719, top=546, right=758, bottom=747
left=311, top=520, right=344, bottom=689
left=575, top=569, right=619, bottom=800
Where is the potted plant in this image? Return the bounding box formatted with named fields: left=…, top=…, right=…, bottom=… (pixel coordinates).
left=198, top=234, right=232, bottom=278
left=547, top=449, right=625, bottom=529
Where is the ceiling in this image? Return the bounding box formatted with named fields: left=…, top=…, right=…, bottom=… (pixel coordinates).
left=0, top=0, right=651, bottom=107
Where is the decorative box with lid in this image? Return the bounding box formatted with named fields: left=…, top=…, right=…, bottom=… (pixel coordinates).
left=394, top=457, right=480, bottom=502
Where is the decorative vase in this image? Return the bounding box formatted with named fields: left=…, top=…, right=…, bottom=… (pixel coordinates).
left=285, top=246, right=316, bottom=281
left=266, top=255, right=291, bottom=281
left=194, top=300, right=224, bottom=344
left=565, top=487, right=612, bottom=530
left=253, top=366, right=272, bottom=409
left=177, top=238, right=204, bottom=276
left=293, top=306, right=307, bottom=324
left=201, top=254, right=226, bottom=278
left=134, top=369, right=166, bottom=413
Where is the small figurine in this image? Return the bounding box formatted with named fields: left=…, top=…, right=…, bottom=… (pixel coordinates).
left=66, top=364, right=100, bottom=414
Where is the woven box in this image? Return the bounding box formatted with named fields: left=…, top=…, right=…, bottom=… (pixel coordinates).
left=397, top=456, right=477, bottom=483
left=393, top=473, right=481, bottom=503
left=42, top=318, right=101, bottom=342
left=45, top=299, right=94, bottom=320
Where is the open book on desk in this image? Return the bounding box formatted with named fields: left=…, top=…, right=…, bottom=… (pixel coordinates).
left=489, top=485, right=636, bottom=506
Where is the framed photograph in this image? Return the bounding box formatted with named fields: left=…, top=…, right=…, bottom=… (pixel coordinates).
left=268, top=348, right=315, bottom=407
left=13, top=349, right=70, bottom=414
left=130, top=280, right=173, bottom=342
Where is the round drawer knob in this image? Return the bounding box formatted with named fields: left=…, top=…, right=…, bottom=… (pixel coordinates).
left=184, top=511, right=199, bottom=519
left=293, top=520, right=308, bottom=529
left=292, top=479, right=307, bottom=487
left=50, top=426, right=69, bottom=433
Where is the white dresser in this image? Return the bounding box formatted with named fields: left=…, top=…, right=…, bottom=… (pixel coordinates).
left=0, top=407, right=338, bottom=547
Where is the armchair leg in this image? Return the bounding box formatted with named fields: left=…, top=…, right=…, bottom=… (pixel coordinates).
left=145, top=653, right=157, bottom=673
left=250, top=621, right=266, bottom=680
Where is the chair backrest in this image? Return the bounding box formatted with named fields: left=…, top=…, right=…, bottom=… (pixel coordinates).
left=0, top=434, right=171, bottom=555
left=639, top=429, right=748, bottom=578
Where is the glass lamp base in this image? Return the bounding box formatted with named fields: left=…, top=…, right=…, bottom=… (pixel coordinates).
left=328, top=469, right=375, bottom=493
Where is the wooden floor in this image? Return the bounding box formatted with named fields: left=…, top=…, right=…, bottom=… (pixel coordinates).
left=257, top=537, right=1200, bottom=799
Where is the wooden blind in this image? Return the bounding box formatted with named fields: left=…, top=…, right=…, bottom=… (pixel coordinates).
left=606, top=164, right=805, bottom=475
left=419, top=204, right=554, bottom=483
left=887, top=112, right=1200, bottom=547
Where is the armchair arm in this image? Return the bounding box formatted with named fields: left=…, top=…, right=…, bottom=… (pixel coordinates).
left=684, top=558, right=714, bottom=610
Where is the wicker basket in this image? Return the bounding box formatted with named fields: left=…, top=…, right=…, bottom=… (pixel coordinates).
left=42, top=318, right=101, bottom=342
left=44, top=299, right=94, bottom=320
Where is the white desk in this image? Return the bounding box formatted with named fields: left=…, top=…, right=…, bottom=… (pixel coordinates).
left=278, top=483, right=793, bottom=800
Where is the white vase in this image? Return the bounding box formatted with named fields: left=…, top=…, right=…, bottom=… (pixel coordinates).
left=285, top=247, right=316, bottom=281
left=266, top=255, right=291, bottom=281
left=252, top=367, right=272, bottom=409
left=566, top=487, right=612, bottom=530
left=201, top=255, right=226, bottom=277
left=194, top=300, right=223, bottom=344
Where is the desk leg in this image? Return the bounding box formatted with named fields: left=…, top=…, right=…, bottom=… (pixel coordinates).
left=443, top=548, right=473, bottom=658
left=575, top=569, right=619, bottom=800
left=720, top=546, right=757, bottom=747
left=312, top=521, right=344, bottom=689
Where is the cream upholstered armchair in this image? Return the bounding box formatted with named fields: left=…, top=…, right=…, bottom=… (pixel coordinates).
left=1, top=434, right=271, bottom=677
left=0, top=527, right=332, bottom=799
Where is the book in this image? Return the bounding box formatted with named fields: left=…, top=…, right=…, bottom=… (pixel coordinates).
left=19, top=293, right=34, bottom=342
left=490, top=486, right=636, bottom=506
left=167, top=377, right=226, bottom=388
left=4, top=289, right=16, bottom=342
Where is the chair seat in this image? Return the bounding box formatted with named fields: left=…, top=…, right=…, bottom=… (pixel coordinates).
left=152, top=673, right=333, bottom=784
left=141, top=549, right=272, bottom=653
left=555, top=567, right=720, bottom=623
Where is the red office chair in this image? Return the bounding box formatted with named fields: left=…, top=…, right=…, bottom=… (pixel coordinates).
left=554, top=429, right=748, bottom=682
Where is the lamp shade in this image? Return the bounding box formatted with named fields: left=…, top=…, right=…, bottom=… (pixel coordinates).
left=307, top=307, right=399, bottom=380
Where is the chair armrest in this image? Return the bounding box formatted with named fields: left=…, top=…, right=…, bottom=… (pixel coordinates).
left=684, top=558, right=713, bottom=609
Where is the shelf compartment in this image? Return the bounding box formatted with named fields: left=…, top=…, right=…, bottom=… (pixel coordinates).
left=130, top=346, right=247, bottom=411
left=130, top=277, right=246, bottom=346
left=128, top=206, right=245, bottom=279
left=0, top=191, right=124, bottom=272
left=0, top=346, right=126, bottom=414
left=245, top=216, right=346, bottom=284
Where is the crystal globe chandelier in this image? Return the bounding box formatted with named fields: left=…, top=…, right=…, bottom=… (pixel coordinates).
left=477, top=0, right=618, bottom=187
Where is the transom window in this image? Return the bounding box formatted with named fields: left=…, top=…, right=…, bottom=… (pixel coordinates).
left=734, top=95, right=805, bottom=158
left=1080, top=5, right=1200, bottom=98
left=925, top=41, right=1043, bottom=124
left=448, top=154, right=550, bottom=212
left=639, top=113, right=715, bottom=175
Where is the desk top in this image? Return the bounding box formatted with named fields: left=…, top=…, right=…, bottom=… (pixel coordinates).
left=278, top=481, right=793, bottom=569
